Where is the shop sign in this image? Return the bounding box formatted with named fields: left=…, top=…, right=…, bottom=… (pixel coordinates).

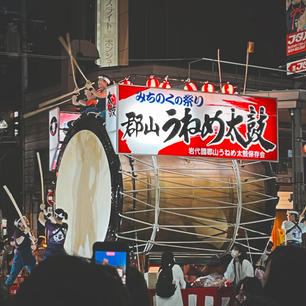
left=287, top=58, right=306, bottom=74
left=287, top=30, right=306, bottom=56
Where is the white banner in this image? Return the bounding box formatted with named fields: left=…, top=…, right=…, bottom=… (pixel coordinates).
left=97, top=0, right=118, bottom=67
left=105, top=84, right=118, bottom=152
left=105, top=85, right=278, bottom=161
left=287, top=57, right=306, bottom=75
left=49, top=108, right=60, bottom=171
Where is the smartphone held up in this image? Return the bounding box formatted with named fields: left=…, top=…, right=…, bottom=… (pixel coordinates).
left=92, top=241, right=129, bottom=284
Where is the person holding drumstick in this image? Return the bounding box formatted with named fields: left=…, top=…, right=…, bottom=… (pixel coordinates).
left=71, top=88, right=97, bottom=108
left=84, top=75, right=112, bottom=117
left=3, top=216, right=36, bottom=291
left=71, top=75, right=112, bottom=118
left=38, top=204, right=68, bottom=259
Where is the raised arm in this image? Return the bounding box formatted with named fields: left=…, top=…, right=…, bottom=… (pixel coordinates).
left=72, top=94, right=87, bottom=107
left=38, top=204, right=47, bottom=226
left=299, top=206, right=306, bottom=223
left=90, top=87, right=106, bottom=98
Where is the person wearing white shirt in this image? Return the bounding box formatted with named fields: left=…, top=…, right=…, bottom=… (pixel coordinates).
left=224, top=245, right=254, bottom=287
left=281, top=210, right=306, bottom=246
left=156, top=251, right=186, bottom=306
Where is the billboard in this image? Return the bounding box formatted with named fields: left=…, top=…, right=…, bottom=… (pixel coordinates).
left=286, top=0, right=306, bottom=34
left=286, top=0, right=306, bottom=73
left=286, top=57, right=306, bottom=74
left=286, top=30, right=306, bottom=56
left=106, top=85, right=278, bottom=161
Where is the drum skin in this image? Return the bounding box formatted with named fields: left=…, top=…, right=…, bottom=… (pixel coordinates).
left=56, top=115, right=122, bottom=258
left=56, top=115, right=276, bottom=258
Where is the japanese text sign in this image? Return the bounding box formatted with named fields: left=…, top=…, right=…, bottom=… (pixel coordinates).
left=97, top=0, right=118, bottom=67
left=287, top=58, right=306, bottom=74
left=105, top=85, right=278, bottom=161
left=287, top=30, right=306, bottom=56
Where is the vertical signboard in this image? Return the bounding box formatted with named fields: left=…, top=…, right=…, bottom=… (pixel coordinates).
left=49, top=110, right=80, bottom=171
left=105, top=84, right=119, bottom=152
left=96, top=0, right=118, bottom=67
left=49, top=107, right=60, bottom=171
left=286, top=0, right=306, bottom=74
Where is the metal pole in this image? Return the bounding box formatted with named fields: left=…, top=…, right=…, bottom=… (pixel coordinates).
left=290, top=107, right=305, bottom=212
left=20, top=0, right=27, bottom=213
left=143, top=156, right=160, bottom=253
left=217, top=49, right=222, bottom=89
left=243, top=49, right=250, bottom=94
left=226, top=160, right=243, bottom=253
left=188, top=58, right=203, bottom=79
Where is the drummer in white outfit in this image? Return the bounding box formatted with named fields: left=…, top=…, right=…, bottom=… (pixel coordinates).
left=156, top=251, right=186, bottom=306
left=224, top=245, right=254, bottom=287
left=281, top=210, right=306, bottom=246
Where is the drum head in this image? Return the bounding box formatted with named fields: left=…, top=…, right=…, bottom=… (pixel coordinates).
left=56, top=115, right=122, bottom=258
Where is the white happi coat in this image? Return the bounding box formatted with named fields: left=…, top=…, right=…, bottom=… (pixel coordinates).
left=224, top=258, right=254, bottom=286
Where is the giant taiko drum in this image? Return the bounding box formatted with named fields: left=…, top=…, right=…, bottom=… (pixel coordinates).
left=56, top=115, right=276, bottom=259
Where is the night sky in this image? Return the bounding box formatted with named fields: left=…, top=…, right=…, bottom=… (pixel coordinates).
left=129, top=0, right=286, bottom=67
left=0, top=0, right=287, bottom=67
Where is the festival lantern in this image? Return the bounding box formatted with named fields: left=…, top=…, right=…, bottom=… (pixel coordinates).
left=201, top=81, right=215, bottom=93
left=221, top=82, right=235, bottom=94
left=119, top=77, right=133, bottom=85
left=184, top=79, right=198, bottom=91
left=159, top=76, right=172, bottom=89
left=146, top=75, right=159, bottom=88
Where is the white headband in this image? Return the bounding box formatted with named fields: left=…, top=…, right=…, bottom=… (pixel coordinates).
left=98, top=76, right=111, bottom=85
left=288, top=210, right=299, bottom=215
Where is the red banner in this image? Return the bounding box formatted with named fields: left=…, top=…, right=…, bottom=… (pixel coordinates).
left=287, top=30, right=306, bottom=56
left=106, top=85, right=278, bottom=161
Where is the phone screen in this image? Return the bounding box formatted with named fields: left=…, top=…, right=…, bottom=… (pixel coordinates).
left=94, top=250, right=127, bottom=284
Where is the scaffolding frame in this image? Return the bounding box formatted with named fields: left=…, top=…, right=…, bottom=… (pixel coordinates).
left=118, top=154, right=275, bottom=259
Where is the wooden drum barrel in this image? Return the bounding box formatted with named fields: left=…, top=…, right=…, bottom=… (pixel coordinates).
left=56, top=115, right=276, bottom=259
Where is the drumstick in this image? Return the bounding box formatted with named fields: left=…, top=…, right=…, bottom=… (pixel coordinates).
left=24, top=81, right=91, bottom=119
left=24, top=97, right=73, bottom=119
left=39, top=34, right=93, bottom=109
left=38, top=88, right=80, bottom=109
left=36, top=152, right=45, bottom=206
left=3, top=185, right=35, bottom=243
left=299, top=206, right=306, bottom=222
left=58, top=36, right=89, bottom=83
left=66, top=33, right=79, bottom=91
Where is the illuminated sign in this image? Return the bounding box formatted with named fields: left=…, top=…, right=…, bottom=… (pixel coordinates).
left=287, top=58, right=306, bottom=74
left=106, top=85, right=278, bottom=161
left=287, top=30, right=306, bottom=56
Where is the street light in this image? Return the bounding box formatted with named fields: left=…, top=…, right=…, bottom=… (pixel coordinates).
left=0, top=119, right=8, bottom=129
